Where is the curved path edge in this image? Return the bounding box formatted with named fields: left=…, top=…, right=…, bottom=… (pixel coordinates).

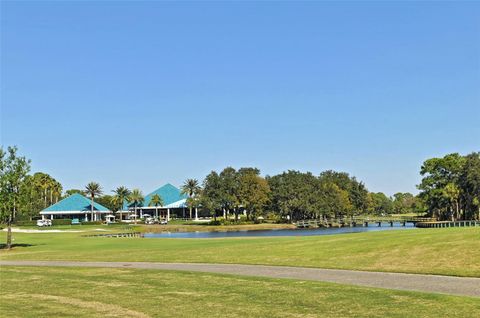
left=1, top=260, right=479, bottom=297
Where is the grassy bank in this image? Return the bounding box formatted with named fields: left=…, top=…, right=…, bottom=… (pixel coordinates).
left=137, top=222, right=296, bottom=233
left=1, top=228, right=479, bottom=277
left=2, top=222, right=296, bottom=233
left=1, top=266, right=479, bottom=318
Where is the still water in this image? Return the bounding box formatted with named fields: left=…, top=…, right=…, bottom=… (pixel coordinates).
left=144, top=222, right=416, bottom=239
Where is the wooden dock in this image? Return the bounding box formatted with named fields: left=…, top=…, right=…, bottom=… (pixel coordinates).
left=295, top=218, right=479, bottom=229
left=415, top=220, right=479, bottom=228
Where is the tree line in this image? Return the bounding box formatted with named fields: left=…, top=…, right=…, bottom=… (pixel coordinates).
left=186, top=168, right=427, bottom=222
left=418, top=152, right=480, bottom=221
left=2, top=145, right=479, bottom=247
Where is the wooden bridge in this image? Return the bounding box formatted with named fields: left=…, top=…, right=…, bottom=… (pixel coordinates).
left=295, top=217, right=436, bottom=229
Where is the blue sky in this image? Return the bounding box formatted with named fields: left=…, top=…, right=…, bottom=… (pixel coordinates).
left=1, top=1, right=479, bottom=195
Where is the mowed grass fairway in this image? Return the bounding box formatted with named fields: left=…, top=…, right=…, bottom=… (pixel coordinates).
left=1, top=227, right=479, bottom=277
left=1, top=266, right=479, bottom=318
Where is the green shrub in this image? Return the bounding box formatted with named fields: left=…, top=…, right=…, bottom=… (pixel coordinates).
left=81, top=221, right=103, bottom=225
left=53, top=219, right=72, bottom=226
left=207, top=219, right=259, bottom=226
left=14, top=220, right=37, bottom=226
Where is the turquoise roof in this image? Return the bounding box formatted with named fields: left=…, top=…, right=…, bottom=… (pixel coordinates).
left=142, top=183, right=187, bottom=208
left=42, top=193, right=110, bottom=212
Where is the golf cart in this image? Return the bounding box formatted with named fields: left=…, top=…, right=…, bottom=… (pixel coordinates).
left=144, top=217, right=158, bottom=225
left=105, top=214, right=116, bottom=225
left=37, top=219, right=52, bottom=227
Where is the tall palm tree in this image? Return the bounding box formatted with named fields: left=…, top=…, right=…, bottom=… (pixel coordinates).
left=129, top=189, right=144, bottom=224
left=444, top=183, right=460, bottom=221
left=112, top=186, right=131, bottom=221
left=85, top=182, right=102, bottom=221
left=181, top=178, right=200, bottom=219
left=38, top=173, right=50, bottom=208
left=52, top=180, right=62, bottom=203
left=149, top=194, right=164, bottom=219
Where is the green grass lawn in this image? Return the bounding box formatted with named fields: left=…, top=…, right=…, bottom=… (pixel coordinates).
left=1, top=266, right=479, bottom=318
left=1, top=227, right=479, bottom=277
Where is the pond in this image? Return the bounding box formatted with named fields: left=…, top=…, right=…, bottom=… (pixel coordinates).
left=144, top=222, right=416, bottom=238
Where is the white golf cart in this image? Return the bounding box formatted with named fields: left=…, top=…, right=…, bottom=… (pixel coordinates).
left=37, top=219, right=52, bottom=227
left=105, top=214, right=116, bottom=225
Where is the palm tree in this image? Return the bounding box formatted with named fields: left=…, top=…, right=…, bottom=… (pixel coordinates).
left=85, top=182, right=102, bottom=221
left=149, top=194, right=164, bottom=219
left=181, top=179, right=200, bottom=219
left=51, top=180, right=62, bottom=203
left=37, top=173, right=50, bottom=208
left=112, top=186, right=131, bottom=221
left=444, top=183, right=460, bottom=221
left=129, top=189, right=144, bottom=224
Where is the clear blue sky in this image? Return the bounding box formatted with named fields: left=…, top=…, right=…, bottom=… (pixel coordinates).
left=1, top=1, right=479, bottom=196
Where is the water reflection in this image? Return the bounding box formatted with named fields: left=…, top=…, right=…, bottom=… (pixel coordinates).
left=144, top=223, right=416, bottom=238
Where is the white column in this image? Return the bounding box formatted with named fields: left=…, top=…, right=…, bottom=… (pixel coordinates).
left=195, top=207, right=198, bottom=221
left=42, top=215, right=45, bottom=220
left=167, top=208, right=170, bottom=221
left=50, top=214, right=53, bottom=220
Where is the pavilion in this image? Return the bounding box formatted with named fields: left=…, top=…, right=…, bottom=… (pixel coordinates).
left=40, top=193, right=111, bottom=221
left=119, top=183, right=189, bottom=221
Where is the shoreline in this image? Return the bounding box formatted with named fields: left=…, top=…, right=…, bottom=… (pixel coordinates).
left=135, top=223, right=297, bottom=233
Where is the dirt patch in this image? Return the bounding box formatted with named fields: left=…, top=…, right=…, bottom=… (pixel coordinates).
left=4, top=292, right=150, bottom=318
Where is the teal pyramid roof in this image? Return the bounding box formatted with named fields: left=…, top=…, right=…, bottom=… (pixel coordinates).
left=142, top=183, right=187, bottom=208
left=42, top=193, right=110, bottom=212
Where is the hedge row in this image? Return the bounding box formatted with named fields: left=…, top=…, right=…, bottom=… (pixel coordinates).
left=13, top=219, right=105, bottom=226
left=81, top=221, right=103, bottom=225
left=53, top=219, right=73, bottom=225
left=15, top=220, right=37, bottom=226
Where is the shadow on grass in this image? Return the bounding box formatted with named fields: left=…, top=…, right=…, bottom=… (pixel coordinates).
left=0, top=243, right=35, bottom=249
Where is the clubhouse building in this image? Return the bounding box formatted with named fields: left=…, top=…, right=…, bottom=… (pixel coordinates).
left=40, top=183, right=188, bottom=222
left=119, top=183, right=188, bottom=221
left=40, top=193, right=111, bottom=221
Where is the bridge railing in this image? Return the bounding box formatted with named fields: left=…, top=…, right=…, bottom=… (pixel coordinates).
left=295, top=216, right=436, bottom=227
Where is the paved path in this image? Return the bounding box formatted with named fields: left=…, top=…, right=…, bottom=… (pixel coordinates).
left=1, top=260, right=479, bottom=297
